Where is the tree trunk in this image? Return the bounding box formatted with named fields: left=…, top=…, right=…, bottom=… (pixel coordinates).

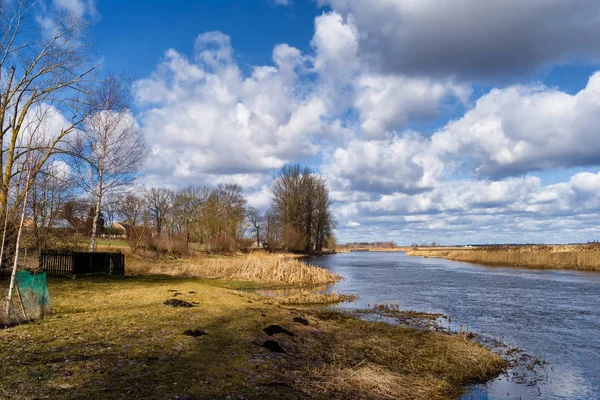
left=5, top=172, right=30, bottom=317
left=89, top=181, right=103, bottom=253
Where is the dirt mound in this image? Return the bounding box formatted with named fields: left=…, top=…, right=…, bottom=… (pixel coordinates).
left=263, top=324, right=295, bottom=337
left=293, top=317, right=309, bottom=325
left=256, top=340, right=286, bottom=353
left=183, top=329, right=207, bottom=337
left=163, top=299, right=194, bottom=308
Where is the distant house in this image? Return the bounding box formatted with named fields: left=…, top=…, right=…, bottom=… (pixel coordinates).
left=110, top=222, right=151, bottom=241
left=101, top=222, right=127, bottom=239
left=112, top=222, right=127, bottom=234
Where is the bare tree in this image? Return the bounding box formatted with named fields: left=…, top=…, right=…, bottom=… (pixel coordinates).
left=172, top=185, right=210, bottom=248
left=264, top=209, right=282, bottom=251
left=119, top=193, right=147, bottom=253
left=246, top=207, right=263, bottom=247
left=28, top=161, right=75, bottom=249
left=215, top=183, right=246, bottom=252
left=145, top=188, right=172, bottom=238
left=70, top=75, right=147, bottom=252
left=270, top=164, right=334, bottom=254
left=120, top=193, right=145, bottom=227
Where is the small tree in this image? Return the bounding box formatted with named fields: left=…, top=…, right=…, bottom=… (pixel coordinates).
left=246, top=207, right=263, bottom=248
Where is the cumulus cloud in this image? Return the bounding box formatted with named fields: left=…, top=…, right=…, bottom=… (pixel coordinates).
left=324, top=133, right=443, bottom=195
left=320, top=0, right=600, bottom=80
left=134, top=21, right=468, bottom=189
left=355, top=74, right=470, bottom=138
left=334, top=172, right=600, bottom=243
left=432, top=72, right=600, bottom=178
left=134, top=33, right=332, bottom=189
left=133, top=5, right=600, bottom=243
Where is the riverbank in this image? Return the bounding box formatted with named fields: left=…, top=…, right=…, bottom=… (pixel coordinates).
left=0, top=265, right=506, bottom=399
left=406, top=244, right=600, bottom=271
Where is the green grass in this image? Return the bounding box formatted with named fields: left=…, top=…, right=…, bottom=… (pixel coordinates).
left=76, top=238, right=130, bottom=250
left=0, top=275, right=506, bottom=399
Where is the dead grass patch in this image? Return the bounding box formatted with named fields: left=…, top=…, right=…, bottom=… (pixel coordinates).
left=0, top=276, right=505, bottom=400
left=266, top=291, right=358, bottom=305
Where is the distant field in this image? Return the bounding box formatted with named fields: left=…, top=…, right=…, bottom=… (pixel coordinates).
left=407, top=244, right=600, bottom=271
left=76, top=238, right=130, bottom=250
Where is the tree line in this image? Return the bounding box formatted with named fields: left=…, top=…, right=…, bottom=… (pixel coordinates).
left=36, top=165, right=336, bottom=256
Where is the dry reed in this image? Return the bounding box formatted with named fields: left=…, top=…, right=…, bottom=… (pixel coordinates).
left=408, top=244, right=600, bottom=271
left=127, top=253, right=341, bottom=285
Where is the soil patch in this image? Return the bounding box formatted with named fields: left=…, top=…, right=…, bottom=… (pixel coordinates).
left=263, top=325, right=295, bottom=337
left=163, top=299, right=194, bottom=308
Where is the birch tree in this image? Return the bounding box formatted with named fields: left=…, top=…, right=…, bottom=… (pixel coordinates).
left=71, top=75, right=147, bottom=252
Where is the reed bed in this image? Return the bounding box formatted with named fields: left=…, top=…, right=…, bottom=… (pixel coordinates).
left=408, top=244, right=600, bottom=271
left=127, top=253, right=341, bottom=285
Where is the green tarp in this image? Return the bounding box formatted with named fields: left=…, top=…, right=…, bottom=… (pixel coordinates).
left=15, top=271, right=51, bottom=317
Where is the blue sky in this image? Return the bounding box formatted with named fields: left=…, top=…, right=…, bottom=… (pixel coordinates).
left=91, top=1, right=320, bottom=79
left=71, top=0, right=600, bottom=244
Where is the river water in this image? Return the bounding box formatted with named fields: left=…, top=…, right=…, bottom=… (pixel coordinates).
left=306, top=251, right=600, bottom=400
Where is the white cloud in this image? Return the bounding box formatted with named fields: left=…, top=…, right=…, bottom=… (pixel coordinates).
left=324, top=133, right=443, bottom=194
left=355, top=74, right=470, bottom=138
left=53, top=0, right=98, bottom=19
left=134, top=33, right=333, bottom=189
left=432, top=72, right=600, bottom=178
left=333, top=172, right=600, bottom=244
left=270, top=0, right=291, bottom=6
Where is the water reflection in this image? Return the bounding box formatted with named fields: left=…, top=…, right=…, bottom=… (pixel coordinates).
left=307, top=252, right=600, bottom=400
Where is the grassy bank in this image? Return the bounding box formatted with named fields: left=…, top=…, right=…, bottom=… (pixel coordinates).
left=407, top=244, right=600, bottom=271
left=0, top=274, right=505, bottom=399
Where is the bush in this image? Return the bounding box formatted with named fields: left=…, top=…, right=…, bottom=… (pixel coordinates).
left=143, top=235, right=188, bottom=257
left=209, top=234, right=237, bottom=254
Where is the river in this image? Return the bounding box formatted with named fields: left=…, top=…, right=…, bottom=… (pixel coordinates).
left=306, top=251, right=600, bottom=400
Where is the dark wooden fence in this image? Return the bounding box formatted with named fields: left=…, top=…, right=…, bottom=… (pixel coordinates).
left=38, top=250, right=125, bottom=277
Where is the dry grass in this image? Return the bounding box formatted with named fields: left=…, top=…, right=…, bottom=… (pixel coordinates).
left=267, top=291, right=359, bottom=305
left=127, top=253, right=341, bottom=286
left=407, top=244, right=600, bottom=271
left=297, top=310, right=506, bottom=400
left=0, top=276, right=505, bottom=400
